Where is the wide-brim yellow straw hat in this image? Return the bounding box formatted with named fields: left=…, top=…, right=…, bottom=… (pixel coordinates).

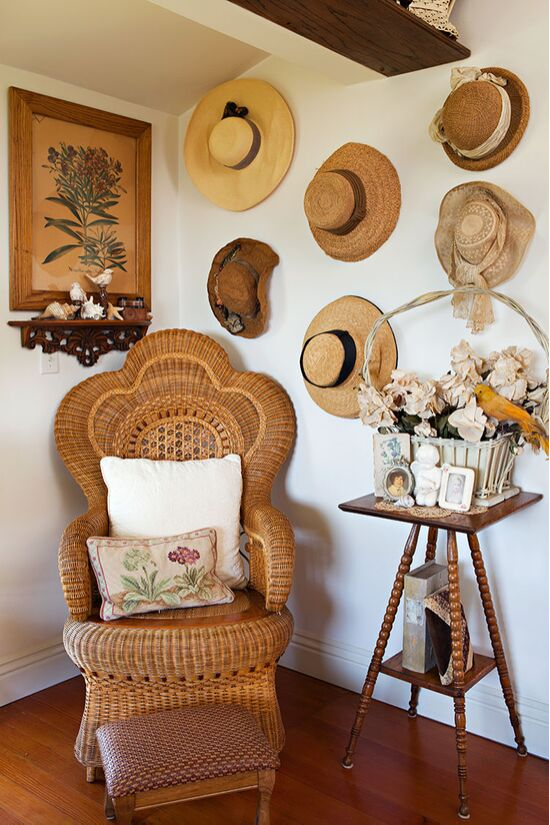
left=184, top=78, right=294, bottom=211
left=300, top=296, right=397, bottom=418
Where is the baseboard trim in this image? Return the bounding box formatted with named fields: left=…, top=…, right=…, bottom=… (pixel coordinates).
left=0, top=639, right=79, bottom=707
left=281, top=629, right=549, bottom=759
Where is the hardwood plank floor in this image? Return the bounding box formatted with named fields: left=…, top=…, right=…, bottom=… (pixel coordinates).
left=0, top=667, right=546, bottom=824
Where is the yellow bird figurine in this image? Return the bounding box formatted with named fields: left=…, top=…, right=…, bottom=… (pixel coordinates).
left=474, top=384, right=549, bottom=455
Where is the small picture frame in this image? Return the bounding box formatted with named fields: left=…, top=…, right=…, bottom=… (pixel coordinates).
left=373, top=432, right=411, bottom=496
left=383, top=462, right=414, bottom=501
left=438, top=464, right=475, bottom=512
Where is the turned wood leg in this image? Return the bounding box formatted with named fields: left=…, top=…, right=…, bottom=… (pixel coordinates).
left=408, top=526, right=439, bottom=718
left=447, top=530, right=469, bottom=820
left=256, top=769, right=275, bottom=825
left=112, top=795, right=135, bottom=825
left=468, top=533, right=527, bottom=756
left=104, top=790, right=115, bottom=820
left=86, top=766, right=98, bottom=783
left=342, top=524, right=420, bottom=768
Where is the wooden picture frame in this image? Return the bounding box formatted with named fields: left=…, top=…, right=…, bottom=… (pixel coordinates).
left=9, top=87, right=151, bottom=311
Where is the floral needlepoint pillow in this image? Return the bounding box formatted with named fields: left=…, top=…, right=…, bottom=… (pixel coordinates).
left=87, top=529, right=234, bottom=621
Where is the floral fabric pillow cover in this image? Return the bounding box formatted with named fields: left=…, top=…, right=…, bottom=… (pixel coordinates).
left=87, top=529, right=234, bottom=621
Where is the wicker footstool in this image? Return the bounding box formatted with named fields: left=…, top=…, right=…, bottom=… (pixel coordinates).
left=96, top=704, right=280, bottom=824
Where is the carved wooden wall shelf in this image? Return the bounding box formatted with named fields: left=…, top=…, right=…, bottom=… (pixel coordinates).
left=226, top=0, right=470, bottom=75
left=8, top=319, right=151, bottom=367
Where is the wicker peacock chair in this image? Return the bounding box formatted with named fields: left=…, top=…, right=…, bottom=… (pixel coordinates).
left=55, top=329, right=296, bottom=779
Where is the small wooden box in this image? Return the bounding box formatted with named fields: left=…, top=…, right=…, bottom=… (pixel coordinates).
left=403, top=561, right=448, bottom=673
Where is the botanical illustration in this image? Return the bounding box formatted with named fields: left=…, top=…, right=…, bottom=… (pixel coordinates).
left=42, top=143, right=128, bottom=273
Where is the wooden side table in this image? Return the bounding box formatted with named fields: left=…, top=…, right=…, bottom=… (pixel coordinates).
left=338, top=492, right=542, bottom=820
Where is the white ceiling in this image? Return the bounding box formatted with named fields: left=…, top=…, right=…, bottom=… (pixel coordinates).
left=0, top=0, right=267, bottom=114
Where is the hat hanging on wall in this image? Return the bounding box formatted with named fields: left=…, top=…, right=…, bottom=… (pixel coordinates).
left=207, top=238, right=279, bottom=337
left=303, top=143, right=401, bottom=262
left=184, top=79, right=294, bottom=211
left=435, top=182, right=535, bottom=333
left=300, top=296, right=398, bottom=418
left=430, top=66, right=530, bottom=171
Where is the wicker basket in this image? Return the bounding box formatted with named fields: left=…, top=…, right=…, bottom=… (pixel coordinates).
left=363, top=287, right=549, bottom=507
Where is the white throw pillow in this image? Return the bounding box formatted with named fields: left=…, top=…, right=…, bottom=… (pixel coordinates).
left=100, top=454, right=246, bottom=589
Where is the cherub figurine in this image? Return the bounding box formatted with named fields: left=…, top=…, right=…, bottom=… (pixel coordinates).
left=411, top=444, right=442, bottom=507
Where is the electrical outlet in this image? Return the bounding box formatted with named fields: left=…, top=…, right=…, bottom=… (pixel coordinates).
left=40, top=350, right=59, bottom=374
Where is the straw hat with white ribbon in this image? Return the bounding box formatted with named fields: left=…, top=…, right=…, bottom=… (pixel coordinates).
left=430, top=67, right=530, bottom=171
left=185, top=79, right=294, bottom=211
left=435, top=182, right=535, bottom=333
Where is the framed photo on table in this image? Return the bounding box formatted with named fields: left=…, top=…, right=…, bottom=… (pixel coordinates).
left=9, top=87, right=151, bottom=310
left=438, top=464, right=475, bottom=512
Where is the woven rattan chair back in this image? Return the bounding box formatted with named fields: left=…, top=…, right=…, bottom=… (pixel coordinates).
left=56, top=329, right=295, bottom=512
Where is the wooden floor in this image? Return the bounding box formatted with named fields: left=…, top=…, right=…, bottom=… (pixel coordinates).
left=0, top=668, right=546, bottom=824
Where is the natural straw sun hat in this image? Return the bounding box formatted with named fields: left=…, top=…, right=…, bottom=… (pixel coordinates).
left=184, top=78, right=294, bottom=211
left=300, top=296, right=397, bottom=418
left=435, top=182, right=535, bottom=333
left=303, top=143, right=401, bottom=262
left=430, top=66, right=530, bottom=171
left=207, top=238, right=279, bottom=338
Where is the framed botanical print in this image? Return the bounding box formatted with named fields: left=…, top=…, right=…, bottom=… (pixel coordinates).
left=9, top=87, right=151, bottom=310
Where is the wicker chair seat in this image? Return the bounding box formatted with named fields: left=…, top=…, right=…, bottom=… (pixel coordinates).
left=65, top=590, right=293, bottom=679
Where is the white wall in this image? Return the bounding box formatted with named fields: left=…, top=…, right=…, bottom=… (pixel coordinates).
left=178, top=1, right=549, bottom=754
left=0, top=64, right=180, bottom=702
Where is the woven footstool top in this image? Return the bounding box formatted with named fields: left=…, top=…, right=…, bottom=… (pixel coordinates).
left=96, top=704, right=279, bottom=798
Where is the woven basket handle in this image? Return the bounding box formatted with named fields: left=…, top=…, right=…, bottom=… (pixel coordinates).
left=362, top=286, right=549, bottom=426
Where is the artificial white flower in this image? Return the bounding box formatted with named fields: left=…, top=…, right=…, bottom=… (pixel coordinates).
left=485, top=346, right=538, bottom=402
left=484, top=418, right=498, bottom=438
left=448, top=398, right=487, bottom=442
left=384, top=370, right=423, bottom=411
left=357, top=383, right=396, bottom=428
left=450, top=340, right=484, bottom=382
left=414, top=420, right=437, bottom=438
left=439, top=370, right=475, bottom=408
left=418, top=379, right=446, bottom=419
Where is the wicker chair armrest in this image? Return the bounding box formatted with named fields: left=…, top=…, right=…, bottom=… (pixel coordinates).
left=58, top=503, right=108, bottom=621
left=244, top=503, right=295, bottom=613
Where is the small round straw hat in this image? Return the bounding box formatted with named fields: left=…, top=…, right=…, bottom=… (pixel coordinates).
left=430, top=66, right=530, bottom=171
left=435, top=182, right=535, bottom=332
left=300, top=296, right=397, bottom=418
left=184, top=79, right=294, bottom=211
left=303, top=143, right=401, bottom=262
left=207, top=238, right=279, bottom=338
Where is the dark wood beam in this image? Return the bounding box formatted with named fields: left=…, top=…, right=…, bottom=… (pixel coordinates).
left=226, top=0, right=470, bottom=76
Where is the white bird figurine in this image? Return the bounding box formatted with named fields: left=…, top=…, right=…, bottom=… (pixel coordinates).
left=86, top=268, right=113, bottom=288
left=69, top=281, right=87, bottom=303
left=81, top=296, right=105, bottom=320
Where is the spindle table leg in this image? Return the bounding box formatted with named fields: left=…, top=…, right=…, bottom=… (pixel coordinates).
left=408, top=526, right=439, bottom=718
left=447, top=530, right=470, bottom=820
left=342, top=524, right=420, bottom=768
left=468, top=532, right=527, bottom=756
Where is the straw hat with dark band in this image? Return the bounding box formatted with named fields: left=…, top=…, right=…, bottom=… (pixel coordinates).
left=304, top=143, right=401, bottom=262
left=207, top=238, right=279, bottom=338
left=184, top=79, right=294, bottom=211
left=430, top=67, right=530, bottom=171
left=300, top=296, right=397, bottom=418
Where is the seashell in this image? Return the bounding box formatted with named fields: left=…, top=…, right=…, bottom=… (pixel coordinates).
left=106, top=302, right=124, bottom=321
left=69, top=282, right=87, bottom=303
left=395, top=495, right=415, bottom=509
left=39, top=301, right=77, bottom=320
left=80, top=296, right=105, bottom=320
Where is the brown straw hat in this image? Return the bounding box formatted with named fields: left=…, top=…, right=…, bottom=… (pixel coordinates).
left=435, top=182, right=535, bottom=332
left=207, top=238, right=279, bottom=337
left=184, top=79, right=294, bottom=211
left=303, top=143, right=401, bottom=262
left=430, top=66, right=530, bottom=171
left=300, top=296, right=397, bottom=418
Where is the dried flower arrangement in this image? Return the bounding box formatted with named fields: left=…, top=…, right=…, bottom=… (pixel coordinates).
left=358, top=340, right=548, bottom=451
